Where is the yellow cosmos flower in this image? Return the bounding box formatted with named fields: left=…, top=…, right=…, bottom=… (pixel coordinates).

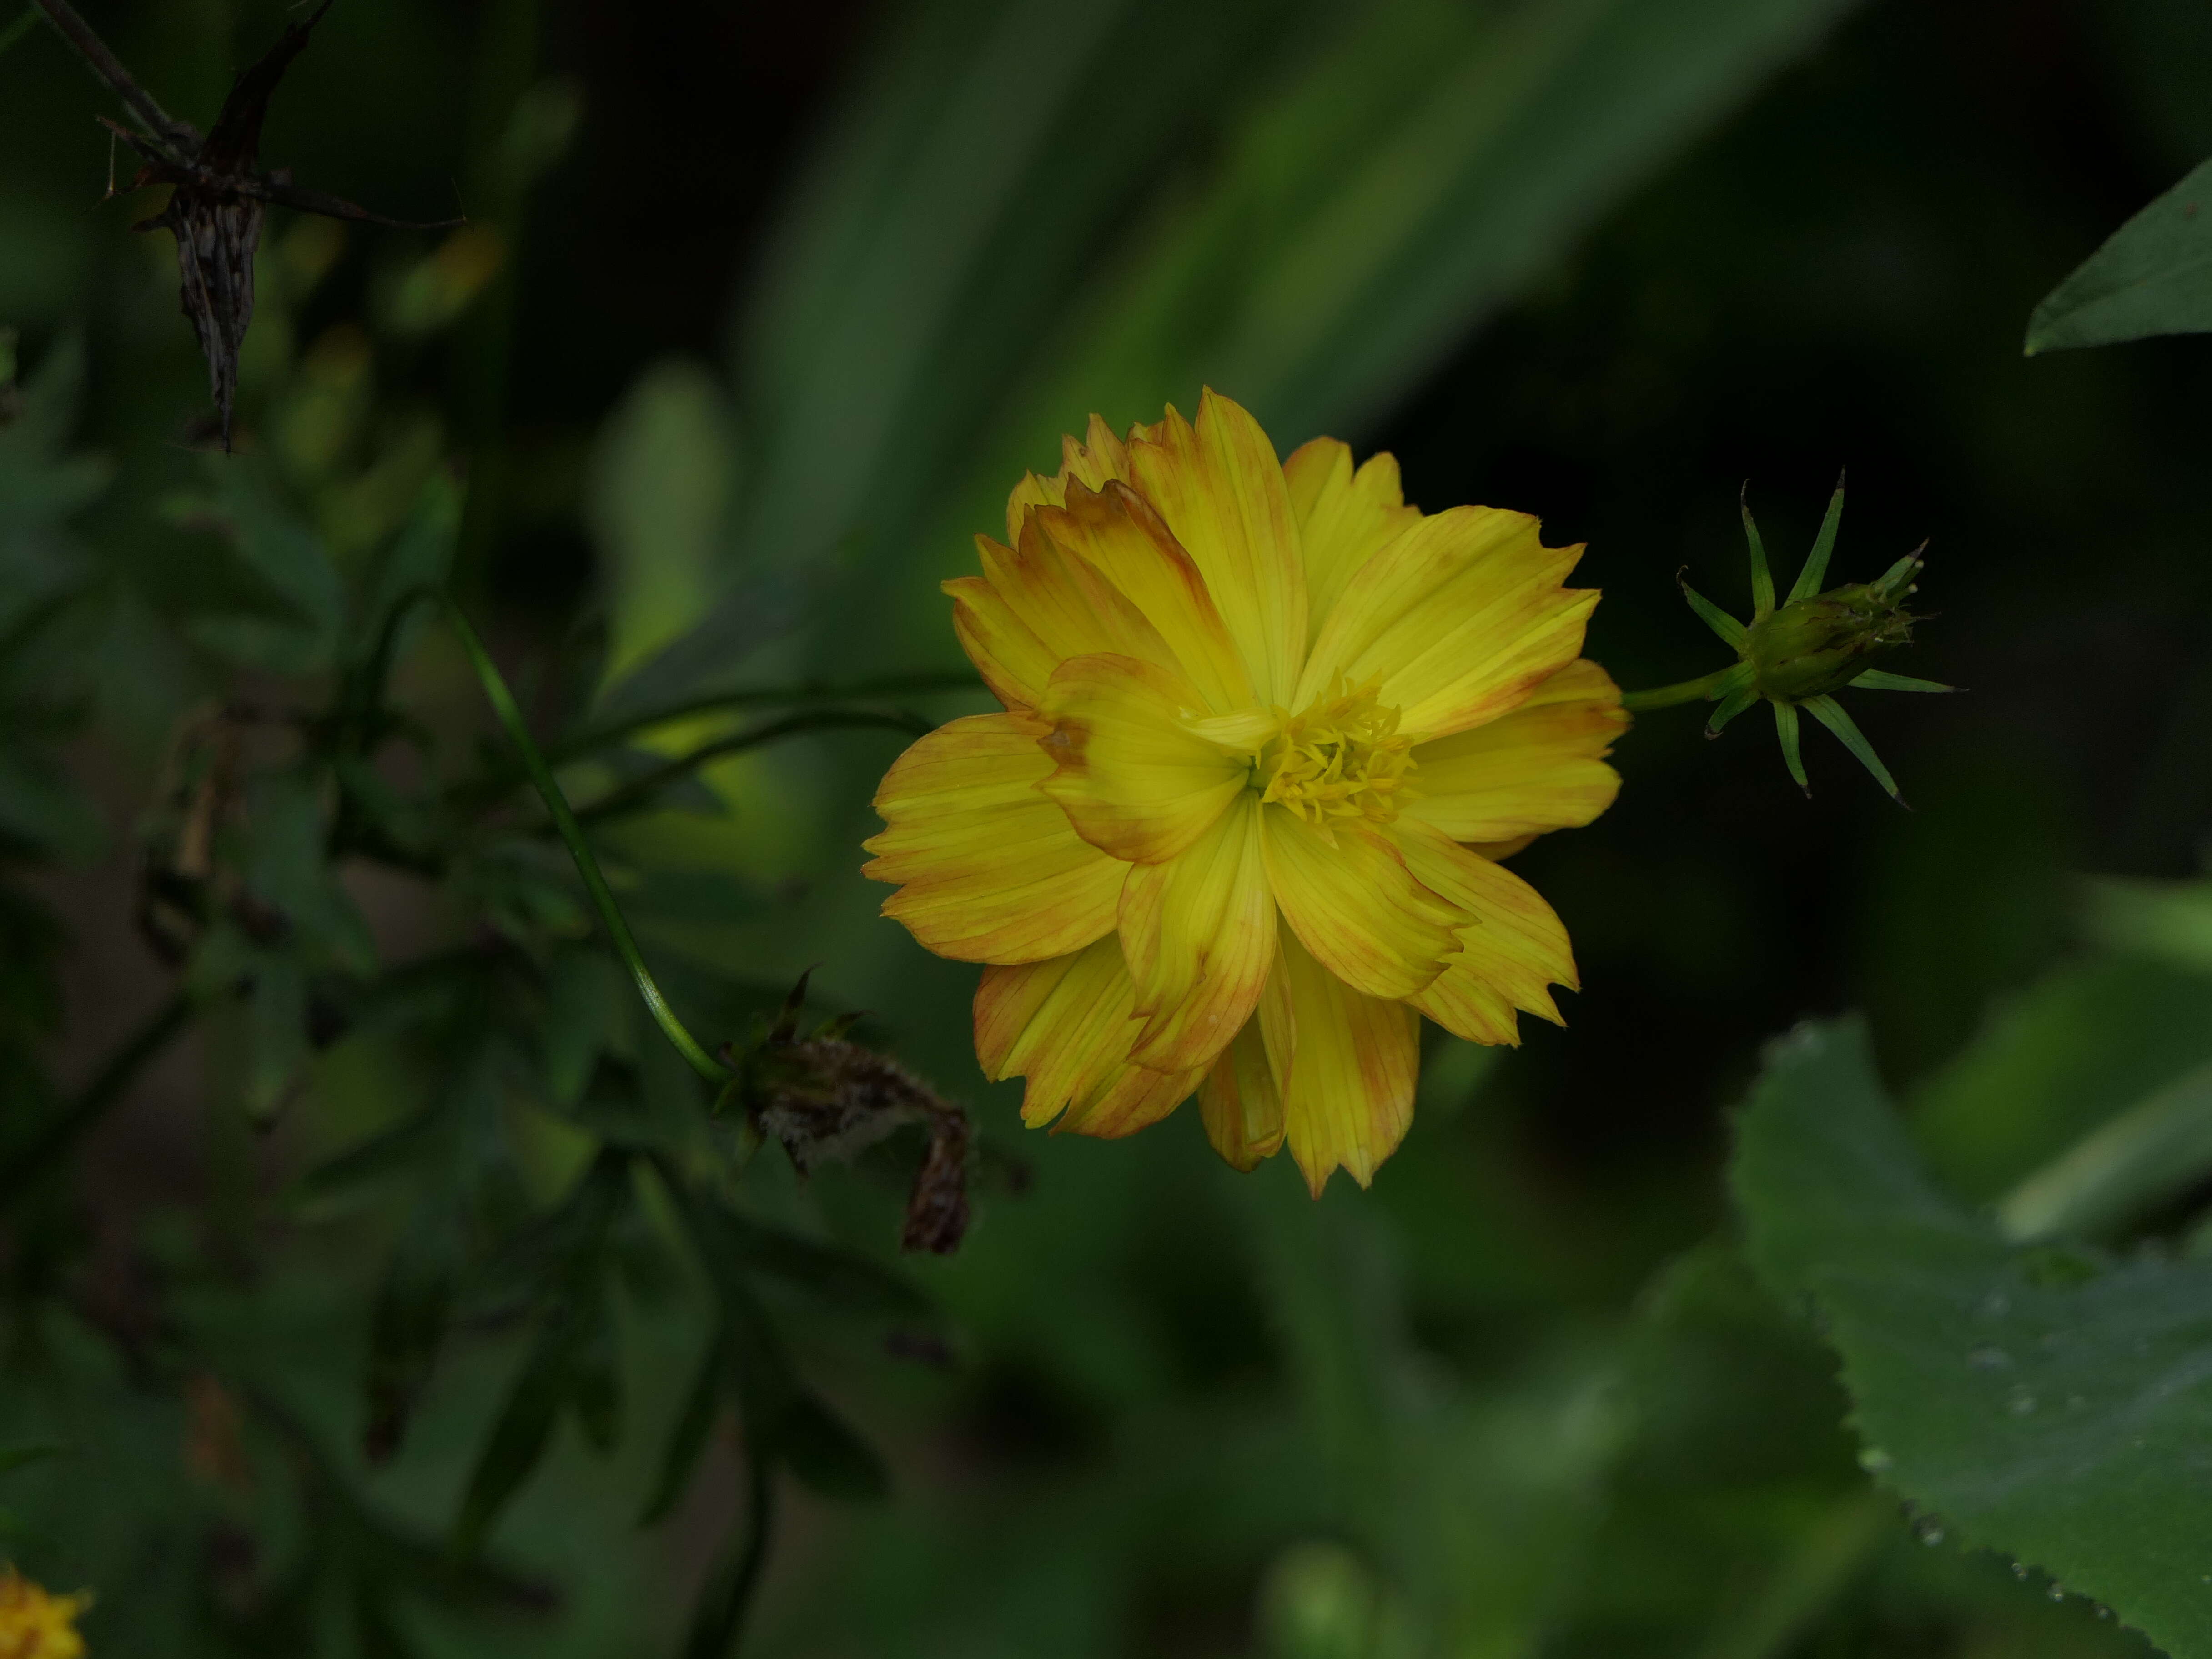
left=865, top=390, right=1624, bottom=1193
left=0, top=1567, right=90, bottom=1659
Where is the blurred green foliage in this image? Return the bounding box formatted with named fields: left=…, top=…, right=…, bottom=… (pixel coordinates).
left=1, top=0, right=2211, bottom=1656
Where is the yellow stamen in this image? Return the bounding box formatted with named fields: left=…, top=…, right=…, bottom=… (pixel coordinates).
left=1257, top=678, right=1418, bottom=827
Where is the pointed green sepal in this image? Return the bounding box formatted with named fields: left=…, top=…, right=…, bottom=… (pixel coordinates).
left=1707, top=679, right=1760, bottom=737
left=1740, top=484, right=1775, bottom=619
left=1678, top=571, right=1748, bottom=648
left=1804, top=694, right=1906, bottom=806
left=1774, top=701, right=1809, bottom=795
left=1787, top=471, right=1847, bottom=603
left=1851, top=669, right=1953, bottom=694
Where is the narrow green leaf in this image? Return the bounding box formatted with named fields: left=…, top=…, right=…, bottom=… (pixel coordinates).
left=363, top=1207, right=462, bottom=1463
left=2081, top=875, right=2212, bottom=973
left=454, top=1321, right=576, bottom=1555
left=1733, top=1018, right=2212, bottom=1658
left=776, top=1392, right=889, bottom=1502
left=1802, top=694, right=1901, bottom=804
left=1995, top=1059, right=2212, bottom=1244
left=639, top=1320, right=731, bottom=1527
left=1678, top=576, right=1747, bottom=647
left=1912, top=955, right=2212, bottom=1203
left=1786, top=473, right=1846, bottom=602
left=725, top=1213, right=931, bottom=1318
left=1740, top=486, right=1774, bottom=618
left=2026, top=154, right=2212, bottom=354
left=1850, top=669, right=1952, bottom=693
left=1773, top=702, right=1807, bottom=794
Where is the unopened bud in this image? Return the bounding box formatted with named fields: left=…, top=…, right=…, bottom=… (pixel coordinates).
left=1746, top=550, right=1923, bottom=702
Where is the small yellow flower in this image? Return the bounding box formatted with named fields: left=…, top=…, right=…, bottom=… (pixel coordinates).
left=0, top=1566, right=90, bottom=1659
left=865, top=391, right=1623, bottom=1192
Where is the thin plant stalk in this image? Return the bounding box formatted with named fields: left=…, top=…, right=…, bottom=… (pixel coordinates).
left=446, top=600, right=728, bottom=1085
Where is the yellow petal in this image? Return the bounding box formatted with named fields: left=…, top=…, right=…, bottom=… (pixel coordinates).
left=974, top=937, right=1198, bottom=1137
left=1262, top=805, right=1459, bottom=1000
left=976, top=515, right=1176, bottom=681
left=1126, top=390, right=1307, bottom=707
left=1276, top=920, right=1418, bottom=1195
left=1295, top=505, right=1596, bottom=742
left=945, top=574, right=1057, bottom=710
left=1005, top=470, right=1065, bottom=546
left=1038, top=653, right=1249, bottom=864
left=1394, top=818, right=1578, bottom=1041
left=1002, top=413, right=1133, bottom=543
left=1282, top=437, right=1421, bottom=649
left=1199, top=1020, right=1283, bottom=1172
left=1119, top=792, right=1275, bottom=1071
left=865, top=712, right=1126, bottom=963
left=1033, top=480, right=1254, bottom=714
left=1403, top=658, right=1627, bottom=842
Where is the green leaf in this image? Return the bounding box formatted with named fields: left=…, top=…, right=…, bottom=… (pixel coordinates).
left=1994, top=1059, right=2212, bottom=1245
left=2026, top=154, right=2212, bottom=354
left=1733, top=1017, right=2212, bottom=1655
left=638, top=1319, right=730, bottom=1527
left=363, top=1207, right=463, bottom=1463
left=183, top=458, right=347, bottom=674
left=454, top=1315, right=579, bottom=1555
left=776, top=1392, right=890, bottom=1502
left=350, top=469, right=461, bottom=667
left=725, top=1212, right=931, bottom=1319
left=1912, top=954, right=2212, bottom=1203
left=2082, top=875, right=2212, bottom=974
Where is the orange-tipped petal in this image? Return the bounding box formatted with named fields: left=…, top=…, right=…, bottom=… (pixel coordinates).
left=1261, top=806, right=1458, bottom=1000
left=1403, top=658, right=1626, bottom=842
left=975, top=937, right=1198, bottom=1137
left=1120, top=793, right=1275, bottom=1072
left=1282, top=437, right=1421, bottom=649
left=945, top=574, right=1057, bottom=710
left=976, top=517, right=1175, bottom=680
left=1394, top=818, right=1578, bottom=1042
left=1198, top=994, right=1289, bottom=1172
left=1036, top=480, right=1254, bottom=714
left=1126, top=391, right=1307, bottom=707
left=1038, top=653, right=1248, bottom=865
left=1275, top=921, right=1418, bottom=1195
left=865, top=712, right=1126, bottom=964
left=1295, top=505, right=1595, bottom=742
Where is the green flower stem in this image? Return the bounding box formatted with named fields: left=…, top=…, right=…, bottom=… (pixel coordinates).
left=570, top=707, right=930, bottom=828
left=1621, top=669, right=1735, bottom=712
left=447, top=601, right=729, bottom=1086
left=554, top=670, right=980, bottom=764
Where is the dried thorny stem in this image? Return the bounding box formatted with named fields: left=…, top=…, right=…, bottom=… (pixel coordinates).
left=32, top=0, right=463, bottom=446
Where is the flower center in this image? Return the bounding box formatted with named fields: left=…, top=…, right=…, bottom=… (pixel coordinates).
left=1256, top=679, right=1417, bottom=826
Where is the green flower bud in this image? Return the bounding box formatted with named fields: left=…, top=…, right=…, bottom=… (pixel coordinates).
left=1623, top=480, right=1952, bottom=805
left=1745, top=550, right=1923, bottom=703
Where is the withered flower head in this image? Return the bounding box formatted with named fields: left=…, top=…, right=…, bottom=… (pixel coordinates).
left=737, top=975, right=974, bottom=1255
left=54, top=0, right=459, bottom=445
